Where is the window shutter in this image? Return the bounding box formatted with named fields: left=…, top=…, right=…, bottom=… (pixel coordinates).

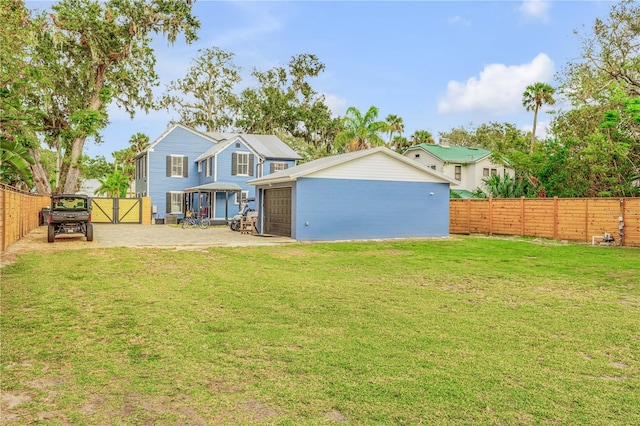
left=183, top=157, right=188, bottom=177
left=270, top=163, right=275, bottom=174
left=166, top=193, right=171, bottom=213
left=231, top=153, right=237, bottom=176
left=249, top=155, right=254, bottom=176
left=166, top=156, right=171, bottom=177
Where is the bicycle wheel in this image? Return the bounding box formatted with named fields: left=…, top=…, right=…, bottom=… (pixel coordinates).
left=198, top=217, right=210, bottom=229
left=182, top=218, right=193, bottom=228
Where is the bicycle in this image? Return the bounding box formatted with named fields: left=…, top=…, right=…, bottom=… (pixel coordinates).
left=182, top=210, right=210, bottom=229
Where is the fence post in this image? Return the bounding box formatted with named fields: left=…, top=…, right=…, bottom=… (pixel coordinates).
left=553, top=197, right=558, bottom=240
left=467, top=199, right=471, bottom=234
left=619, top=198, right=625, bottom=247
left=520, top=196, right=525, bottom=236
left=489, top=196, right=493, bottom=236
left=584, top=199, right=589, bottom=243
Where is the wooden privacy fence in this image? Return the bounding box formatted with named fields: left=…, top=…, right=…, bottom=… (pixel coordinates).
left=1, top=184, right=50, bottom=253
left=1, top=186, right=153, bottom=253
left=450, top=197, right=640, bottom=247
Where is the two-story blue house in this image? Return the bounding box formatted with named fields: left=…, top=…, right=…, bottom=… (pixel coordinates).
left=134, top=124, right=301, bottom=223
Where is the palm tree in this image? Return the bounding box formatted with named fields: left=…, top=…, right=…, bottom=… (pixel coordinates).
left=522, top=82, right=555, bottom=153
left=385, top=114, right=404, bottom=146
left=334, top=106, right=387, bottom=152
left=482, top=174, right=527, bottom=198
left=0, top=137, right=34, bottom=188
left=96, top=170, right=130, bottom=198
left=410, top=130, right=434, bottom=145
left=390, top=135, right=411, bottom=152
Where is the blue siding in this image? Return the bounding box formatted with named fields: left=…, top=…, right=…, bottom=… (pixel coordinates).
left=289, top=178, right=450, bottom=241
left=148, top=127, right=215, bottom=218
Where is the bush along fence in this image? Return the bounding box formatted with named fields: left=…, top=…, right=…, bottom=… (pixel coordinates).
left=1, top=184, right=50, bottom=253
left=450, top=197, right=640, bottom=247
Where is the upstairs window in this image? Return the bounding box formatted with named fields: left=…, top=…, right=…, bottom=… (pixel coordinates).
left=270, top=162, right=288, bottom=173
left=232, top=152, right=254, bottom=176
left=136, top=155, right=147, bottom=179
left=166, top=155, right=188, bottom=178
left=455, top=165, right=462, bottom=181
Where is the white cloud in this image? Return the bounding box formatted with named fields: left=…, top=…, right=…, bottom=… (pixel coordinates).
left=518, top=0, right=551, bottom=22
left=437, top=53, right=555, bottom=116
left=322, top=93, right=347, bottom=117
left=521, top=120, right=551, bottom=139
left=447, top=16, right=471, bottom=26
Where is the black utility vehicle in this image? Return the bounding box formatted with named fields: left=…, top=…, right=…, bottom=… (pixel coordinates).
left=47, top=194, right=93, bottom=243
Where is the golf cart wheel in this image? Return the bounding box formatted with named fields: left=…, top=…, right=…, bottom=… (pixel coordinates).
left=86, top=223, right=94, bottom=242
left=47, top=224, right=55, bottom=243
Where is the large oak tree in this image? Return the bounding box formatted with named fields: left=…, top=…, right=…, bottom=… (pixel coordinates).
left=27, top=0, right=200, bottom=194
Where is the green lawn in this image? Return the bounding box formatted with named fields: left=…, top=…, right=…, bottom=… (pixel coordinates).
left=1, top=236, right=638, bottom=425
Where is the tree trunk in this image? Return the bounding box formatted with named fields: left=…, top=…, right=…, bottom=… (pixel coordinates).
left=29, top=147, right=52, bottom=195
left=55, top=136, right=62, bottom=190
left=62, top=135, right=86, bottom=193
left=530, top=106, right=539, bottom=153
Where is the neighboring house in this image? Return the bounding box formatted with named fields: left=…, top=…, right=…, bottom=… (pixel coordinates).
left=248, top=147, right=457, bottom=241
left=134, top=124, right=301, bottom=222
left=403, top=140, right=514, bottom=197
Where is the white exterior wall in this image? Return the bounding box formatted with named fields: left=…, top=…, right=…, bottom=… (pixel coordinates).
left=309, top=151, right=446, bottom=182
left=405, top=151, right=445, bottom=174
left=472, top=158, right=515, bottom=192
left=404, top=149, right=515, bottom=192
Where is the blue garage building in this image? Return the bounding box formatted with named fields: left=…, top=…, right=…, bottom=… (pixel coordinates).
left=248, top=147, right=457, bottom=241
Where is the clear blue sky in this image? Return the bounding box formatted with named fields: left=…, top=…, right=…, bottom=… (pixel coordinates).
left=30, top=0, right=615, bottom=160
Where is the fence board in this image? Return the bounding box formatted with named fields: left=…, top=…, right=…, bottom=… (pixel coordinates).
left=450, top=197, right=640, bottom=247
left=1, top=185, right=50, bottom=252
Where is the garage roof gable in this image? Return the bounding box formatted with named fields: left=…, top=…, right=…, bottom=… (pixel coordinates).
left=248, top=147, right=458, bottom=186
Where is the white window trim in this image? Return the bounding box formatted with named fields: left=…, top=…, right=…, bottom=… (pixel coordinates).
left=234, top=190, right=249, bottom=205
left=206, top=158, right=212, bottom=177
left=169, top=192, right=184, bottom=214
left=236, top=152, right=250, bottom=176
left=170, top=155, right=184, bottom=177
left=272, top=162, right=287, bottom=172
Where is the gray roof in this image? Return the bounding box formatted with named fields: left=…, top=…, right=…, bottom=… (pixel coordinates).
left=196, top=133, right=302, bottom=162
left=184, top=182, right=243, bottom=192
left=248, top=147, right=459, bottom=186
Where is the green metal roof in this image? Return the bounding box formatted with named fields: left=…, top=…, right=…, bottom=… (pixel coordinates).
left=407, top=144, right=492, bottom=163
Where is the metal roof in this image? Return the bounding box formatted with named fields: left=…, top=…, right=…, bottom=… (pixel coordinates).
left=196, top=133, right=302, bottom=162
left=405, top=144, right=492, bottom=163
left=183, top=182, right=242, bottom=192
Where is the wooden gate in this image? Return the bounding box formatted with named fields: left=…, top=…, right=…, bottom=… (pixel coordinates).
left=91, top=198, right=142, bottom=224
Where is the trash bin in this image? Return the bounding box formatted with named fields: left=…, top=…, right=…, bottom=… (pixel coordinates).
left=40, top=207, right=51, bottom=225
left=165, top=214, right=177, bottom=225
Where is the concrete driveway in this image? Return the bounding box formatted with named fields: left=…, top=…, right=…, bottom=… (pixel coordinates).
left=94, top=224, right=295, bottom=248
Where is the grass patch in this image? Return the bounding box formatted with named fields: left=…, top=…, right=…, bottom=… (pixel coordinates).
left=1, top=236, right=639, bottom=424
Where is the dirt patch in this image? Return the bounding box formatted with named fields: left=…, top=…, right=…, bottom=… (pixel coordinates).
left=1, top=226, right=94, bottom=268
left=324, top=409, right=349, bottom=423
left=1, top=392, right=32, bottom=409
